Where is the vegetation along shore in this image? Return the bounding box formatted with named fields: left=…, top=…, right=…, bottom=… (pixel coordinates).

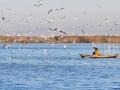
left=0, top=35, right=120, bottom=43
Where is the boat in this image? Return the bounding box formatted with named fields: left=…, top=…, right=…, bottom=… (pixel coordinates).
left=80, top=54, right=118, bottom=58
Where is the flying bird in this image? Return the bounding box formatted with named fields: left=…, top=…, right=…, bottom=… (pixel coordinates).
left=114, top=21, right=118, bottom=26
left=60, top=8, right=64, bottom=10
left=82, top=25, right=86, bottom=34
left=105, top=18, right=110, bottom=23
left=55, top=9, right=59, bottom=11
left=81, top=29, right=86, bottom=34
left=48, top=27, right=58, bottom=31
left=55, top=8, right=64, bottom=12
left=33, top=0, right=43, bottom=7
left=59, top=30, right=66, bottom=35
left=37, top=0, right=43, bottom=5
left=2, top=16, right=5, bottom=20
left=48, top=9, right=53, bottom=14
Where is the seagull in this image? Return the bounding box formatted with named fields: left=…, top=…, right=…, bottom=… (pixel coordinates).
left=34, top=4, right=41, bottom=7
left=23, top=16, right=31, bottom=23
left=105, top=18, right=110, bottom=23
left=48, top=9, right=53, bottom=14
left=55, top=9, right=59, bottom=11
left=54, top=27, right=58, bottom=31
left=2, top=44, right=10, bottom=48
left=48, top=27, right=58, bottom=31
left=2, top=16, right=5, bottom=20
left=60, top=8, right=64, bottom=10
left=81, top=29, right=86, bottom=34
left=33, top=0, right=43, bottom=7
left=81, top=26, right=86, bottom=34
left=37, top=0, right=43, bottom=5
left=114, top=21, right=118, bottom=26
left=105, top=18, right=108, bottom=21
left=54, top=8, right=64, bottom=12
left=59, top=30, right=66, bottom=35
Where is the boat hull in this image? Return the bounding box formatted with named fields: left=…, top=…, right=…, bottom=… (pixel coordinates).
left=80, top=54, right=118, bottom=58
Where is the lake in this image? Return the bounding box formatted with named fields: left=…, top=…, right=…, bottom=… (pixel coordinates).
left=0, top=43, right=120, bottom=90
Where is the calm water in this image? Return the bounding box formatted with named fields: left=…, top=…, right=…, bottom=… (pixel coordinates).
left=0, top=43, right=120, bottom=90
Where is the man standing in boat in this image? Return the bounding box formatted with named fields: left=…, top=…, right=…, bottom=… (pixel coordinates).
left=93, top=47, right=101, bottom=56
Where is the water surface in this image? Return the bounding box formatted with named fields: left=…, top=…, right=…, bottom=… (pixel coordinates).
left=0, top=43, right=120, bottom=90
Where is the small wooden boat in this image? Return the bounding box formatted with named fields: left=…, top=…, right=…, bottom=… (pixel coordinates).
left=80, top=54, right=118, bottom=58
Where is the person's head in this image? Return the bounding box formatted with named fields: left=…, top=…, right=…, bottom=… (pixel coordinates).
left=93, top=47, right=98, bottom=50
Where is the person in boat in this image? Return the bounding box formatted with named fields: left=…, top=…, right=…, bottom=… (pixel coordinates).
left=92, top=47, right=101, bottom=56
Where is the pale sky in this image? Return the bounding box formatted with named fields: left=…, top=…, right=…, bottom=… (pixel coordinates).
left=0, top=0, right=120, bottom=35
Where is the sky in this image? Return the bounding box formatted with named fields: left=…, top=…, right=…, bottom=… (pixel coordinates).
left=0, top=0, right=120, bottom=36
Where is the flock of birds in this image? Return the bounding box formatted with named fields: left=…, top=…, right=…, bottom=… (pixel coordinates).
left=0, top=0, right=120, bottom=38
left=0, top=0, right=67, bottom=37
left=33, top=0, right=66, bottom=37
left=0, top=0, right=91, bottom=37
left=0, top=0, right=68, bottom=52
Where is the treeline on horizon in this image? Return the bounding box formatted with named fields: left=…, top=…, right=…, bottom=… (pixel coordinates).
left=0, top=35, right=120, bottom=43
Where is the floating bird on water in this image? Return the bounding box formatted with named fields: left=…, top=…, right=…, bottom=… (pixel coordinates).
left=2, top=44, right=10, bottom=48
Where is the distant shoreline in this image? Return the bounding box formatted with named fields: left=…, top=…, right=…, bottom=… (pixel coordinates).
left=0, top=35, right=120, bottom=43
